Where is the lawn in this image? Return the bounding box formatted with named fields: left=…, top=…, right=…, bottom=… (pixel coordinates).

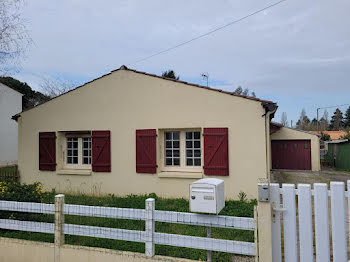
left=0, top=183, right=256, bottom=261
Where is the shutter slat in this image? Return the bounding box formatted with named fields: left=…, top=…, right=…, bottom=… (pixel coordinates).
left=39, top=132, right=56, bottom=171
left=203, top=128, right=229, bottom=176
left=136, top=129, right=157, bottom=174
left=92, top=131, right=111, bottom=172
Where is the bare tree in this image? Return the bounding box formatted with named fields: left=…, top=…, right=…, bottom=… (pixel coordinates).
left=40, top=77, right=76, bottom=98
left=281, top=112, right=288, bottom=126
left=0, top=0, right=32, bottom=75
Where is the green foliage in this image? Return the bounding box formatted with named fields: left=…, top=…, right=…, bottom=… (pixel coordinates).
left=330, top=108, right=344, bottom=130
left=0, top=184, right=256, bottom=261
left=320, top=132, right=331, bottom=141
left=238, top=191, right=247, bottom=202
left=161, top=70, right=180, bottom=80
left=0, top=181, right=52, bottom=202
left=0, top=76, right=49, bottom=110
left=345, top=106, right=350, bottom=128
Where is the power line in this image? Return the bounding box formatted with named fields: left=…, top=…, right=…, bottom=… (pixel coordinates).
left=128, top=0, right=287, bottom=65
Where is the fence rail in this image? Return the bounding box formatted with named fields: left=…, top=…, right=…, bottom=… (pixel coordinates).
left=0, top=196, right=255, bottom=258
left=0, top=165, right=19, bottom=182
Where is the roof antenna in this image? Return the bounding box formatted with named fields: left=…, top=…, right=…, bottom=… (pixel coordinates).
left=201, top=73, right=209, bottom=87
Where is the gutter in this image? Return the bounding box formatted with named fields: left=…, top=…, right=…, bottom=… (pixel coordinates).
left=12, top=113, right=21, bottom=122
left=262, top=102, right=278, bottom=182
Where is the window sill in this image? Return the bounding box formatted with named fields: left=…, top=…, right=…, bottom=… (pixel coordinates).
left=158, top=172, right=203, bottom=179
left=57, top=169, right=92, bottom=176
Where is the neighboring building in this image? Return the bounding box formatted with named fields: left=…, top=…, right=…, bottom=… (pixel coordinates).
left=270, top=122, right=321, bottom=171
left=311, top=131, right=347, bottom=140
left=13, top=66, right=279, bottom=199
left=0, top=83, right=23, bottom=165
left=327, top=140, right=350, bottom=171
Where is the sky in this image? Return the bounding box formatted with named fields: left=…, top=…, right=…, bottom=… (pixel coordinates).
left=12, top=0, right=350, bottom=125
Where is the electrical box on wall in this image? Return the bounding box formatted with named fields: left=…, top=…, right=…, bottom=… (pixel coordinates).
left=189, top=178, right=225, bottom=214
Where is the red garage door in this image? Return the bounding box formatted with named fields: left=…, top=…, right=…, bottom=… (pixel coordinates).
left=271, top=140, right=311, bottom=170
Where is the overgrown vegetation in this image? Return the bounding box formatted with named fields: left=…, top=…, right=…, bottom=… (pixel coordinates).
left=0, top=182, right=256, bottom=261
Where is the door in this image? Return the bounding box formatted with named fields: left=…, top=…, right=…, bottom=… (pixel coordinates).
left=271, top=140, right=311, bottom=170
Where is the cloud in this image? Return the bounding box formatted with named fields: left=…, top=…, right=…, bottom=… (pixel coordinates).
left=11, top=0, right=350, bottom=123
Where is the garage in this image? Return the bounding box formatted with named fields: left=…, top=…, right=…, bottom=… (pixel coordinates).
left=271, top=140, right=311, bottom=170
left=270, top=122, right=320, bottom=171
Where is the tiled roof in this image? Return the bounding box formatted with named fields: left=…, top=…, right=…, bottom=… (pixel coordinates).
left=311, top=131, right=348, bottom=140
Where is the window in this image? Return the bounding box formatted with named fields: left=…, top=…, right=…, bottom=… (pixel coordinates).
left=165, top=131, right=180, bottom=166
left=162, top=130, right=202, bottom=171
left=65, top=136, right=91, bottom=169
left=82, top=138, right=91, bottom=164
left=67, top=138, right=78, bottom=164
left=186, top=131, right=201, bottom=166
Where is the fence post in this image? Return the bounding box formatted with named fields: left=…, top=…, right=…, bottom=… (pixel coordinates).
left=145, top=198, right=155, bottom=257
left=55, top=194, right=65, bottom=262
left=207, top=226, right=212, bottom=262
left=257, top=184, right=273, bottom=262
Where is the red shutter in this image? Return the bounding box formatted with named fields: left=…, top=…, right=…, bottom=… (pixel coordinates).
left=136, top=129, right=157, bottom=173
left=92, top=131, right=111, bottom=172
left=203, top=128, right=229, bottom=176
left=39, top=132, right=56, bottom=171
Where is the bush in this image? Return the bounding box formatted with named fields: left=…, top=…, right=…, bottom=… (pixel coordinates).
left=0, top=181, right=54, bottom=203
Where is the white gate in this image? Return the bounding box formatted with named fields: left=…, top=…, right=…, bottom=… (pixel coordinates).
left=270, top=181, right=350, bottom=262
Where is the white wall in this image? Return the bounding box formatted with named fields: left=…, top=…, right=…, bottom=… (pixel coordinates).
left=0, top=83, right=22, bottom=165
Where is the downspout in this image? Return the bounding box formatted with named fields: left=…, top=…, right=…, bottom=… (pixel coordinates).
left=262, top=102, right=278, bottom=183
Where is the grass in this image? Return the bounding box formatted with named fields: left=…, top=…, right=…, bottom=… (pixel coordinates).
left=0, top=192, right=256, bottom=261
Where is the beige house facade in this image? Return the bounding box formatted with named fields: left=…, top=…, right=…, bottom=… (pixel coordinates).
left=14, top=66, right=278, bottom=199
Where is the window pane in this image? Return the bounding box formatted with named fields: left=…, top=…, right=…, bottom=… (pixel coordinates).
left=173, top=158, right=180, bottom=166
left=173, top=150, right=180, bottom=157
left=173, top=141, right=179, bottom=148
left=194, top=132, right=200, bottom=139
left=194, top=159, right=201, bottom=166
left=72, top=157, right=78, bottom=164
left=166, top=141, right=172, bottom=148
left=165, top=132, right=172, bottom=140
left=166, top=150, right=172, bottom=157
left=186, top=150, right=193, bottom=157
left=173, top=132, right=179, bottom=140
left=187, top=159, right=193, bottom=166
left=194, top=141, right=200, bottom=148
left=186, top=141, right=193, bottom=148
left=186, top=132, right=192, bottom=139
left=194, top=150, right=201, bottom=157
left=83, top=158, right=89, bottom=164
left=67, top=158, right=72, bottom=164
left=166, top=158, right=172, bottom=165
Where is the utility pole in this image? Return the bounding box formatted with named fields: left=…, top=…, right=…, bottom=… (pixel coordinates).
left=201, top=73, right=209, bottom=87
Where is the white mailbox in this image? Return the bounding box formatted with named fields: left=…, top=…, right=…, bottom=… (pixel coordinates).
left=189, top=178, right=225, bottom=214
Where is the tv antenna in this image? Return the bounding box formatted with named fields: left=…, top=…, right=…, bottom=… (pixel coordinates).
left=201, top=73, right=209, bottom=87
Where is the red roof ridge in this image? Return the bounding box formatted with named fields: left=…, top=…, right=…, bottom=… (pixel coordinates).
left=114, top=66, right=275, bottom=104
left=12, top=65, right=276, bottom=120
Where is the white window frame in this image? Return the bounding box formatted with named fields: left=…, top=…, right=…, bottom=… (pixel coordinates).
left=160, top=129, right=203, bottom=173
left=64, top=134, right=92, bottom=170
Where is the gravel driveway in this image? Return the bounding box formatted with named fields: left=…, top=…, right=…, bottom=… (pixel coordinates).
left=271, top=167, right=350, bottom=186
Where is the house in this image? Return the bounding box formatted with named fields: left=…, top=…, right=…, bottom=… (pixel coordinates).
left=270, top=122, right=321, bottom=171
left=12, top=65, right=280, bottom=199
left=311, top=131, right=347, bottom=141
left=0, top=83, right=23, bottom=165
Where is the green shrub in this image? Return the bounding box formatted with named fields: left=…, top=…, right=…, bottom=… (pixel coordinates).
left=0, top=181, right=54, bottom=203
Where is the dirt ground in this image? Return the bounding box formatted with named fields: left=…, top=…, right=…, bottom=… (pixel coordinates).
left=271, top=167, right=350, bottom=186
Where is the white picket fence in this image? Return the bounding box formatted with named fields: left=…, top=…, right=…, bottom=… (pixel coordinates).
left=0, top=196, right=255, bottom=258
left=271, top=181, right=350, bottom=262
